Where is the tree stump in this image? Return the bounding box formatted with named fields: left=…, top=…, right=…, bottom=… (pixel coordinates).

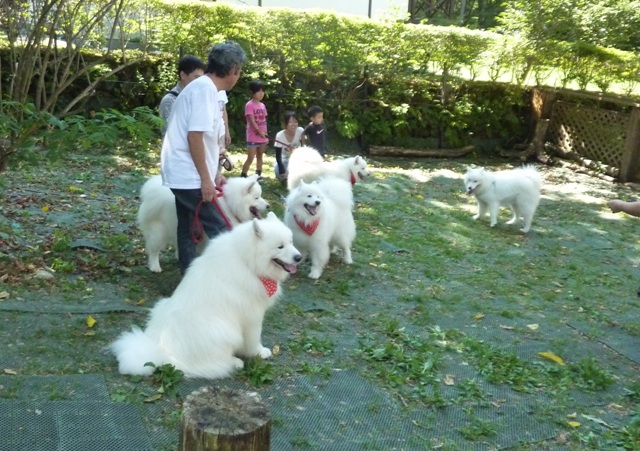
left=179, top=386, right=271, bottom=451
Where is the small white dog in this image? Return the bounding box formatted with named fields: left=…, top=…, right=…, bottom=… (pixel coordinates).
left=138, top=174, right=270, bottom=272
left=110, top=212, right=302, bottom=379
left=286, top=146, right=370, bottom=190
left=284, top=178, right=356, bottom=279
left=463, top=166, right=542, bottom=233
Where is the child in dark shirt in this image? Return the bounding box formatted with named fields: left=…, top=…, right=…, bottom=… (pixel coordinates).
left=304, top=105, right=327, bottom=158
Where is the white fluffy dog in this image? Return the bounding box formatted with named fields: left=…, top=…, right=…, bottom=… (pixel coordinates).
left=286, top=146, right=370, bottom=190
left=138, top=174, right=270, bottom=272
left=463, top=166, right=542, bottom=233
left=111, top=212, right=301, bottom=379
left=284, top=178, right=356, bottom=279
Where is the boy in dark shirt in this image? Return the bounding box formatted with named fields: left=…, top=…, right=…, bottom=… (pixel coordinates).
left=304, top=105, right=328, bottom=158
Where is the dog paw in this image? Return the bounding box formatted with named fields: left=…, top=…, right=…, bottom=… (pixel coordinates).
left=258, top=347, right=272, bottom=359
left=473, top=214, right=480, bottom=220
left=308, top=270, right=321, bottom=279
left=232, top=357, right=244, bottom=370
left=148, top=264, right=162, bottom=273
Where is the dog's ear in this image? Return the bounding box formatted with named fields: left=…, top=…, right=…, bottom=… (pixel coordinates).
left=245, top=180, right=257, bottom=194
left=252, top=218, right=264, bottom=239
left=266, top=211, right=277, bottom=221
left=355, top=155, right=360, bottom=164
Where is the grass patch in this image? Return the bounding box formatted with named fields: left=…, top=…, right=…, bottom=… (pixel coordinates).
left=1, top=148, right=640, bottom=449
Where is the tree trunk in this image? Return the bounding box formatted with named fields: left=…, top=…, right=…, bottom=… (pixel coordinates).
left=369, top=144, right=474, bottom=158
left=180, top=386, right=271, bottom=451
left=520, top=119, right=549, bottom=162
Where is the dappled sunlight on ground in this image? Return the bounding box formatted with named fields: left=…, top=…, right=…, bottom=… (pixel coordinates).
left=2, top=152, right=640, bottom=450
left=544, top=181, right=618, bottom=205
left=598, top=211, right=629, bottom=221
left=373, top=165, right=462, bottom=184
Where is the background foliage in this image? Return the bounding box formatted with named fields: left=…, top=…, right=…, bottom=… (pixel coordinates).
left=1, top=0, right=639, bottom=170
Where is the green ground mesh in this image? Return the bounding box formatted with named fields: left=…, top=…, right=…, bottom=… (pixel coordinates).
left=0, top=376, right=151, bottom=451
left=1, top=282, right=637, bottom=450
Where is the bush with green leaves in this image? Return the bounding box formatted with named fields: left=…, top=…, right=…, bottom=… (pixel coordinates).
left=3, top=0, right=639, bottom=168
left=0, top=101, right=161, bottom=171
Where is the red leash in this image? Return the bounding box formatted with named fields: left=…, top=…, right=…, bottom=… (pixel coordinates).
left=192, top=186, right=233, bottom=243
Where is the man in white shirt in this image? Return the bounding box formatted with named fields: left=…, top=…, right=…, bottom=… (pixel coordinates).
left=160, top=41, right=246, bottom=274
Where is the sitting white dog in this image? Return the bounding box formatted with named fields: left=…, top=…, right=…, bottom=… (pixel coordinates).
left=111, top=212, right=302, bottom=379
left=463, top=166, right=542, bottom=233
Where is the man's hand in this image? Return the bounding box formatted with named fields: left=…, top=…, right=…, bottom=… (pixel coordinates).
left=215, top=173, right=227, bottom=188
left=201, top=178, right=216, bottom=202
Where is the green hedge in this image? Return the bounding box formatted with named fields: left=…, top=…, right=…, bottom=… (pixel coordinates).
left=4, top=1, right=639, bottom=151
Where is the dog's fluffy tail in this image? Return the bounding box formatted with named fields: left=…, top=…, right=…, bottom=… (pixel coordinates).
left=317, top=177, right=354, bottom=210
left=139, top=174, right=163, bottom=201
left=110, top=327, right=167, bottom=376
left=137, top=175, right=172, bottom=227
left=521, top=165, right=543, bottom=191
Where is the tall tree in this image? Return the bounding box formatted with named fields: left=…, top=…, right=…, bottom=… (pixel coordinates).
left=408, top=0, right=505, bottom=29
left=0, top=0, right=152, bottom=115
left=496, top=0, right=640, bottom=51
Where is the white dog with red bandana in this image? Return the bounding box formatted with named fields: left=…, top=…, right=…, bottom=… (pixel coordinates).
left=111, top=212, right=301, bottom=379
left=286, top=146, right=370, bottom=191
left=284, top=178, right=356, bottom=279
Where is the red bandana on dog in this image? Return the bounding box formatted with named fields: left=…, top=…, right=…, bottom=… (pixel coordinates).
left=350, top=172, right=357, bottom=186
left=259, top=277, right=278, bottom=297
left=295, top=216, right=320, bottom=236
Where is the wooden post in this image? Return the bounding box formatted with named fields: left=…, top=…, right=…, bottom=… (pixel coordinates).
left=179, top=387, right=271, bottom=451
left=619, top=107, right=640, bottom=183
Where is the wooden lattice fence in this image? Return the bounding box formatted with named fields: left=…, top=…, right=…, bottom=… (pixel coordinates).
left=533, top=89, right=640, bottom=182
left=547, top=101, right=629, bottom=170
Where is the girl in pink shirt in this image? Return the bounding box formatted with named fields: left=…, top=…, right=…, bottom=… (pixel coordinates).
left=241, top=80, right=268, bottom=180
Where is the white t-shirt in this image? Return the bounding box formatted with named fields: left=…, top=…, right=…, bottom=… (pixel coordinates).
left=218, top=90, right=228, bottom=139
left=161, top=75, right=221, bottom=189
left=274, top=127, right=305, bottom=163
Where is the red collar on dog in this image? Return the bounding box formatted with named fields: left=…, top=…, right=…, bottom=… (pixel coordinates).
left=350, top=172, right=357, bottom=185
left=259, top=277, right=278, bottom=297
left=295, top=216, right=320, bottom=236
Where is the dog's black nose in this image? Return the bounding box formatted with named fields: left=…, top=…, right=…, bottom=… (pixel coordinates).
left=266, top=204, right=270, bottom=209
left=294, top=254, right=302, bottom=263
left=315, top=200, right=321, bottom=206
